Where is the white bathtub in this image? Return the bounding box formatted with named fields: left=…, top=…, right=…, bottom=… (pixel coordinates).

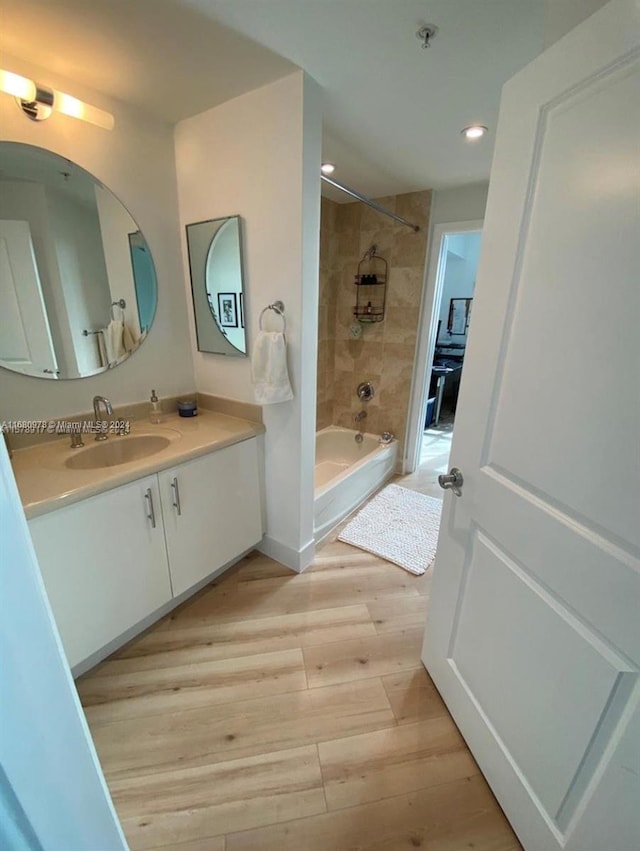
left=314, top=426, right=398, bottom=542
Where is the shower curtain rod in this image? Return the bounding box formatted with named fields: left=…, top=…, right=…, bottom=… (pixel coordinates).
left=321, top=174, right=420, bottom=232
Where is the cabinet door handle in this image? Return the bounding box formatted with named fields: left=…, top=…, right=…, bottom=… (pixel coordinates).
left=171, top=477, right=182, bottom=516
left=144, top=487, right=156, bottom=528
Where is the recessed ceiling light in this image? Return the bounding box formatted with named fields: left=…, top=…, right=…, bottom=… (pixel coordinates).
left=321, top=162, right=336, bottom=175
left=461, top=125, right=488, bottom=140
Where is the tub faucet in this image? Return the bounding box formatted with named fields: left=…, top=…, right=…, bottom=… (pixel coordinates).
left=93, top=395, right=113, bottom=441
left=354, top=409, right=367, bottom=444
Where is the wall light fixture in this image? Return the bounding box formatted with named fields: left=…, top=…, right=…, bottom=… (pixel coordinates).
left=0, top=69, right=114, bottom=130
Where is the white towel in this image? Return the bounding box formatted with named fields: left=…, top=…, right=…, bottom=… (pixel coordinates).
left=123, top=322, right=137, bottom=353
left=251, top=331, right=294, bottom=404
left=97, top=330, right=109, bottom=368
left=103, top=319, right=126, bottom=365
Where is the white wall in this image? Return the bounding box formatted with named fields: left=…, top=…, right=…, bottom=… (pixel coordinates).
left=95, top=183, right=142, bottom=339
left=544, top=0, right=610, bottom=46
left=47, top=189, right=111, bottom=375
left=205, top=218, right=245, bottom=352
left=437, top=232, right=482, bottom=347
left=175, top=71, right=322, bottom=570
left=0, top=52, right=194, bottom=418
left=430, top=182, right=489, bottom=226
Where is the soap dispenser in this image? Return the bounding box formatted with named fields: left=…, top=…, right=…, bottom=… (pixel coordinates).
left=149, top=389, right=162, bottom=424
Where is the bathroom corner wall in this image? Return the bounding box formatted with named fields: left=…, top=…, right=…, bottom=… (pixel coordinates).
left=175, top=71, right=322, bottom=571
left=316, top=197, right=339, bottom=430
left=317, top=190, right=431, bottom=459
left=0, top=52, right=194, bottom=418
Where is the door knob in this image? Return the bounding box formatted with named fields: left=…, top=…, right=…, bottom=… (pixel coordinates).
left=438, top=467, right=463, bottom=496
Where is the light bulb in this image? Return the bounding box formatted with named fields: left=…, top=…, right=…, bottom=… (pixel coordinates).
left=0, top=69, right=36, bottom=101
left=54, top=89, right=114, bottom=130
left=461, top=125, right=488, bottom=140
left=321, top=162, right=336, bottom=175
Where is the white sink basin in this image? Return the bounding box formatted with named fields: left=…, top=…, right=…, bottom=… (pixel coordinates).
left=65, top=435, right=171, bottom=470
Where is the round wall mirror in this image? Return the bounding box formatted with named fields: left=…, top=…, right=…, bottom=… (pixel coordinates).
left=0, top=142, right=158, bottom=379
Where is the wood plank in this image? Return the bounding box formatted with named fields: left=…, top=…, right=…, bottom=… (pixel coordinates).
left=366, top=595, right=428, bottom=634
left=88, top=679, right=396, bottom=779
left=304, top=628, right=424, bottom=688
left=311, top=545, right=389, bottom=566
left=78, top=648, right=307, bottom=724
left=75, top=538, right=520, bottom=851
left=225, top=774, right=521, bottom=851
left=113, top=746, right=325, bottom=850
left=136, top=837, right=225, bottom=851
left=234, top=554, right=295, bottom=582
left=318, top=717, right=479, bottom=810
left=89, top=605, right=376, bottom=677
left=160, top=563, right=420, bottom=629
left=382, top=669, right=449, bottom=725
left=313, top=542, right=433, bottom=594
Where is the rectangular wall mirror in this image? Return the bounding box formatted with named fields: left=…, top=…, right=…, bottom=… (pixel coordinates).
left=186, top=215, right=247, bottom=356
left=447, top=297, right=473, bottom=336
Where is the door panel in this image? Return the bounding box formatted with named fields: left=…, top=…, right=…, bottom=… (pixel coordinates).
left=487, top=63, right=639, bottom=546
left=451, top=531, right=629, bottom=818
left=160, top=439, right=263, bottom=597
left=0, top=219, right=58, bottom=374
left=29, top=475, right=172, bottom=669
left=422, top=3, right=640, bottom=849
left=476, top=469, right=639, bottom=658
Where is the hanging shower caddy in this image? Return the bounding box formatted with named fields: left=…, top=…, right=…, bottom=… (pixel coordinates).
left=353, top=245, right=387, bottom=323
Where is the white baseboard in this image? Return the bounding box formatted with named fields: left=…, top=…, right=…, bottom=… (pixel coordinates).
left=258, top=535, right=315, bottom=573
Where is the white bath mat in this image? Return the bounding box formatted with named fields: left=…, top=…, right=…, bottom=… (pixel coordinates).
left=338, top=483, right=442, bottom=575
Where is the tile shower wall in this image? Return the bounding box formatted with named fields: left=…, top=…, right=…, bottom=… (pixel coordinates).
left=316, top=190, right=432, bottom=459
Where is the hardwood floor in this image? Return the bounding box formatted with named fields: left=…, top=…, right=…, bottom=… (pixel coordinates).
left=77, top=460, right=521, bottom=851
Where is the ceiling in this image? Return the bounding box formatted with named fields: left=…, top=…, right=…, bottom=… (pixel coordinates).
left=0, top=0, right=546, bottom=199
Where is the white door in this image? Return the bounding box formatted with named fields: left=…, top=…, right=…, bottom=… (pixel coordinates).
left=422, top=3, right=640, bottom=850
left=29, top=474, right=172, bottom=670
left=160, top=438, right=263, bottom=597
left=0, top=435, right=127, bottom=849
left=0, top=219, right=59, bottom=376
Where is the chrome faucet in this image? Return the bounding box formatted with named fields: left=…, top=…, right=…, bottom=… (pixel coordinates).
left=354, top=410, right=367, bottom=423
left=93, top=395, right=113, bottom=441
left=69, top=425, right=84, bottom=449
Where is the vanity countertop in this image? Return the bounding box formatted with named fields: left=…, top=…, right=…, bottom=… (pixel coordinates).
left=12, top=410, right=264, bottom=519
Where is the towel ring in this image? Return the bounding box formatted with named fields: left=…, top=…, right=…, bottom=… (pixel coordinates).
left=259, top=301, right=286, bottom=333
left=110, top=299, right=126, bottom=321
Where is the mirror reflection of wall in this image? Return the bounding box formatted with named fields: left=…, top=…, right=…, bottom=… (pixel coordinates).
left=186, top=216, right=247, bottom=357
left=436, top=231, right=482, bottom=347
left=0, top=142, right=158, bottom=379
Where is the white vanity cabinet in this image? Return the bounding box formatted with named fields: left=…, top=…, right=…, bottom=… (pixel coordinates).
left=27, top=436, right=263, bottom=672
left=159, top=437, right=262, bottom=596
left=28, top=474, right=172, bottom=670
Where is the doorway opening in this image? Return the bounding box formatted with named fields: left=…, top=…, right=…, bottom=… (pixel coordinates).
left=405, top=220, right=483, bottom=478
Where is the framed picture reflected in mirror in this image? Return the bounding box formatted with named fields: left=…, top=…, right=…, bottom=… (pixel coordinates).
left=218, top=293, right=238, bottom=328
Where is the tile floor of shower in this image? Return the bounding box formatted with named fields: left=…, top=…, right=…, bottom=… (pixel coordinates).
left=76, top=411, right=521, bottom=851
